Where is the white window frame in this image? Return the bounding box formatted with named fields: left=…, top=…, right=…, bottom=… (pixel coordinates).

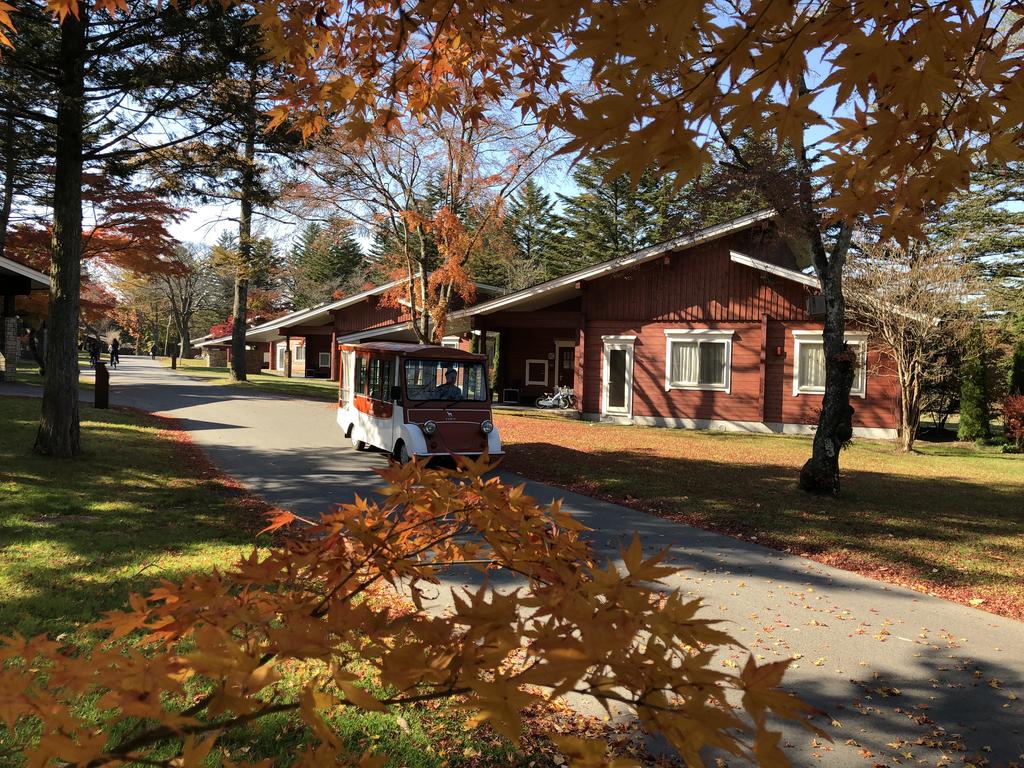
left=601, top=336, right=636, bottom=417
left=792, top=330, right=868, bottom=398
left=294, top=344, right=305, bottom=363
left=441, top=336, right=462, bottom=349
left=318, top=351, right=331, bottom=368
left=663, top=329, right=734, bottom=394
left=276, top=344, right=286, bottom=370
left=525, top=359, right=548, bottom=386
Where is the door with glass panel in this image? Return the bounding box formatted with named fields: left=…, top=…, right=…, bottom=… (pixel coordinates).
left=601, top=339, right=634, bottom=417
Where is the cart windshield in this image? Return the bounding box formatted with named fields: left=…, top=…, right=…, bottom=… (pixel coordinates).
left=404, top=359, right=488, bottom=402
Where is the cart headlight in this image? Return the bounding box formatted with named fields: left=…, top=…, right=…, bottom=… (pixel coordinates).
left=422, top=420, right=437, bottom=435
left=480, top=419, right=494, bottom=434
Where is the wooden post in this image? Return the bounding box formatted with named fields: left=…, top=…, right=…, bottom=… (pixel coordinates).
left=329, top=331, right=339, bottom=381
left=284, top=335, right=292, bottom=378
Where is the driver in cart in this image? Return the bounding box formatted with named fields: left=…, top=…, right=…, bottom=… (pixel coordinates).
left=435, top=367, right=463, bottom=400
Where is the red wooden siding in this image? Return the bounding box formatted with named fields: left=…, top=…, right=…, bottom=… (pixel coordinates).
left=766, top=321, right=899, bottom=430
left=333, top=297, right=403, bottom=332
left=579, top=319, right=899, bottom=430
left=500, top=326, right=577, bottom=399
left=580, top=321, right=764, bottom=421
left=584, top=236, right=812, bottom=324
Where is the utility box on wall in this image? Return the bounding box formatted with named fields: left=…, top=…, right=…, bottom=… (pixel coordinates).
left=805, top=294, right=826, bottom=317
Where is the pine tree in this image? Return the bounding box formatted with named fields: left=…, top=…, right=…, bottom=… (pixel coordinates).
left=555, top=158, right=684, bottom=273
left=503, top=180, right=564, bottom=283
left=151, top=4, right=308, bottom=382
left=288, top=221, right=366, bottom=308
left=958, top=327, right=993, bottom=441
left=931, top=164, right=1024, bottom=323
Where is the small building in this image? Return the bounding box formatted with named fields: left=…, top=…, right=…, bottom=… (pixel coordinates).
left=192, top=211, right=900, bottom=439
left=440, top=211, right=899, bottom=438
left=0, top=255, right=49, bottom=382
left=197, top=279, right=499, bottom=380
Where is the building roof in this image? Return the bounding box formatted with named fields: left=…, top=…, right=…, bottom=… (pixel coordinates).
left=450, top=209, right=781, bottom=319
left=197, top=280, right=503, bottom=348
left=0, top=255, right=49, bottom=290
left=338, top=341, right=484, bottom=360
left=197, top=280, right=403, bottom=347
left=728, top=250, right=819, bottom=289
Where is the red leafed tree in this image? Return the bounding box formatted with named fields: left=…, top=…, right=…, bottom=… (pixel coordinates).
left=7, top=173, right=183, bottom=279
left=209, top=315, right=233, bottom=339
left=7, top=173, right=183, bottom=361
left=287, top=87, right=553, bottom=343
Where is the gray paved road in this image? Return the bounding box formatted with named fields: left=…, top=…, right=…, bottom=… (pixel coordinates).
left=6, top=357, right=1023, bottom=766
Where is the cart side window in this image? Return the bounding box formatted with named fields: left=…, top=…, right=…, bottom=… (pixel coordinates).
left=368, top=356, right=396, bottom=401
left=403, top=359, right=488, bottom=402
left=354, top=355, right=367, bottom=396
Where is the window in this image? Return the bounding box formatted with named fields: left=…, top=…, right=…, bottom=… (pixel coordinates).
left=294, top=345, right=305, bottom=362
left=319, top=352, right=331, bottom=368
left=792, top=331, right=867, bottom=397
left=276, top=344, right=286, bottom=370
left=663, top=329, right=733, bottom=392
left=403, top=359, right=488, bottom=402
left=354, top=355, right=367, bottom=396
left=525, top=359, right=548, bottom=386
left=367, top=356, right=397, bottom=401
left=440, top=336, right=462, bottom=349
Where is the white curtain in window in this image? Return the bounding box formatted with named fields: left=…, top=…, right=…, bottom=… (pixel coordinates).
left=852, top=343, right=866, bottom=393
left=670, top=341, right=699, bottom=385
left=698, top=342, right=726, bottom=386
left=799, top=342, right=826, bottom=389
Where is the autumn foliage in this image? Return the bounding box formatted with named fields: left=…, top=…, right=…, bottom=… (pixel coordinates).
left=1004, top=395, right=1024, bottom=452
left=1, top=461, right=816, bottom=766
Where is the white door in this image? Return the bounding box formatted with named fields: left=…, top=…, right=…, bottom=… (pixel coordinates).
left=276, top=343, right=286, bottom=371
left=601, top=338, right=635, bottom=417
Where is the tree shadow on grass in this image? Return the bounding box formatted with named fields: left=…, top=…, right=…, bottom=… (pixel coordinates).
left=497, top=441, right=1024, bottom=598
left=0, top=401, right=266, bottom=639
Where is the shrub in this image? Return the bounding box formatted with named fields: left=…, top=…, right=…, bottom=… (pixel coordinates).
left=958, top=330, right=992, bottom=441
left=1004, top=394, right=1024, bottom=452
left=0, top=462, right=817, bottom=766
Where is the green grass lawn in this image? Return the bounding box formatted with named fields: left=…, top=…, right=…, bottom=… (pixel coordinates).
left=7, top=353, right=95, bottom=389
left=0, top=398, right=261, bottom=640
left=0, top=398, right=611, bottom=767
left=167, top=356, right=339, bottom=401
left=495, top=414, right=1024, bottom=620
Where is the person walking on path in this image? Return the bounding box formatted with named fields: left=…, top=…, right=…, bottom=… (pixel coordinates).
left=109, top=338, right=119, bottom=369
left=150, top=343, right=157, bottom=360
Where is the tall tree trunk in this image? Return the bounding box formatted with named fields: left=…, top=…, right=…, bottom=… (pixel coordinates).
left=229, top=269, right=249, bottom=380
left=799, top=223, right=855, bottom=495
left=896, top=360, right=918, bottom=452
left=230, top=88, right=256, bottom=383
left=179, top=317, right=192, bottom=359
left=35, top=6, right=86, bottom=457
left=0, top=113, right=15, bottom=260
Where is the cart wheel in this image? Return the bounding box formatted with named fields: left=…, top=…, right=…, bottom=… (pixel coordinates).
left=396, top=441, right=412, bottom=465
left=350, top=429, right=367, bottom=451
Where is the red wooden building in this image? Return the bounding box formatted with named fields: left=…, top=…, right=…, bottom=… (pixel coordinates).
left=197, top=279, right=498, bottom=380
left=445, top=210, right=899, bottom=438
